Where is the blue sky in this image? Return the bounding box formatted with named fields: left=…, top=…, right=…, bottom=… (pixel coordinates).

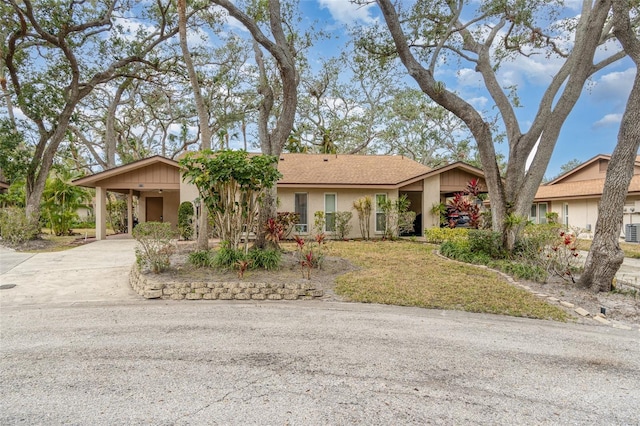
left=291, top=0, right=636, bottom=178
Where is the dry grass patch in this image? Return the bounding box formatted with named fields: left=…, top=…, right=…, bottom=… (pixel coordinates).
left=579, top=239, right=640, bottom=259
left=330, top=240, right=567, bottom=321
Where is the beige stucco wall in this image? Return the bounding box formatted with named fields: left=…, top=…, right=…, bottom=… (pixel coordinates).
left=278, top=187, right=401, bottom=239
left=180, top=179, right=200, bottom=205
left=546, top=195, right=640, bottom=238
left=422, top=175, right=441, bottom=229
left=178, top=176, right=446, bottom=239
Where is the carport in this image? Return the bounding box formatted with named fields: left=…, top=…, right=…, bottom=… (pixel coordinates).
left=73, top=156, right=181, bottom=240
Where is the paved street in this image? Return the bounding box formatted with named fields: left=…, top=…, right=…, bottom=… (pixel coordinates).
left=1, top=301, right=639, bottom=425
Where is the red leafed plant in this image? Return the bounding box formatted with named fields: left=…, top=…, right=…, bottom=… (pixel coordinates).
left=264, top=217, right=284, bottom=243
left=544, top=230, right=581, bottom=283
left=236, top=259, right=251, bottom=279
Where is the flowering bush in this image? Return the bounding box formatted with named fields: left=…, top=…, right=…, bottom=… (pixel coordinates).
left=516, top=224, right=583, bottom=283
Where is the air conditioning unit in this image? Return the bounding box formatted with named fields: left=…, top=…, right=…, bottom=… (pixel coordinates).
left=625, top=224, right=640, bottom=243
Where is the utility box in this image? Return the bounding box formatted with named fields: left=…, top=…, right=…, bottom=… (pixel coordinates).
left=625, top=224, right=640, bottom=243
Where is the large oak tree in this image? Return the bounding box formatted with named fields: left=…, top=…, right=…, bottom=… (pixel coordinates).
left=358, top=0, right=626, bottom=250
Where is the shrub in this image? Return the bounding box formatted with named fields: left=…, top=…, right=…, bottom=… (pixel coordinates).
left=213, top=241, right=246, bottom=270
left=248, top=248, right=282, bottom=270
left=468, top=230, right=506, bottom=259
left=276, top=212, right=299, bottom=239
left=107, top=198, right=127, bottom=233
left=424, top=227, right=469, bottom=244
left=495, top=261, right=547, bottom=282
left=178, top=201, right=195, bottom=240
left=132, top=221, right=176, bottom=273
left=334, top=211, right=353, bottom=240
left=353, top=196, right=372, bottom=240
left=0, top=207, right=39, bottom=244
left=188, top=250, right=214, bottom=268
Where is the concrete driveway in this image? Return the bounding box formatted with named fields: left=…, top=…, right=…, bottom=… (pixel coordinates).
left=0, top=239, right=138, bottom=305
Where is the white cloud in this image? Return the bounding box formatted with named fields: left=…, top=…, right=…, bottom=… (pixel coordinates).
left=593, top=113, right=622, bottom=128
left=455, top=68, right=484, bottom=88
left=590, top=67, right=636, bottom=103
left=468, top=96, right=488, bottom=109
left=317, top=0, right=377, bottom=25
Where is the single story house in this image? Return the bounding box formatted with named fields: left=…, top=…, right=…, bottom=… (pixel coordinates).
left=532, top=154, right=640, bottom=237
left=73, top=153, right=487, bottom=240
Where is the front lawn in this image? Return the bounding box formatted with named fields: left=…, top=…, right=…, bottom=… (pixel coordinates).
left=330, top=240, right=568, bottom=321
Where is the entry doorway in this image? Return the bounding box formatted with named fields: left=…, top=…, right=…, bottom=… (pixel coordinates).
left=146, top=197, right=163, bottom=222
left=400, top=191, right=423, bottom=236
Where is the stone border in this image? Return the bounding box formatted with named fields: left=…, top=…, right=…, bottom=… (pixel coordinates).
left=129, top=264, right=324, bottom=301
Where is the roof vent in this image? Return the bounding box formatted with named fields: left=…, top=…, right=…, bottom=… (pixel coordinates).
left=279, top=157, right=284, bottom=161
left=323, top=158, right=328, bottom=162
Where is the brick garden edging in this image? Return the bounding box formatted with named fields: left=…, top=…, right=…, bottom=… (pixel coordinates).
left=129, top=264, right=324, bottom=301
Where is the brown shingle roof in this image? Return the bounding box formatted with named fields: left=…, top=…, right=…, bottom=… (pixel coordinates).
left=535, top=175, right=640, bottom=200
left=276, top=154, right=432, bottom=187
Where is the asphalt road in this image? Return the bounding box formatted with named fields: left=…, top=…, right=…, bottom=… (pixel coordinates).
left=1, top=300, right=639, bottom=425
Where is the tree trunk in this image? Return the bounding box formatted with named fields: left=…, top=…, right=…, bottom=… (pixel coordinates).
left=578, top=1, right=640, bottom=292
left=178, top=0, right=212, bottom=251
left=212, top=0, right=298, bottom=249
left=104, top=78, right=131, bottom=169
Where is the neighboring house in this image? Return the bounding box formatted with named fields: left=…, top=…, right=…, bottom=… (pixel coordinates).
left=532, top=154, right=640, bottom=237
left=74, top=153, right=487, bottom=240
left=0, top=181, right=9, bottom=194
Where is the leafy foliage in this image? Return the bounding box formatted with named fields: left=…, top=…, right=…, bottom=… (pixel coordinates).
left=178, top=201, right=195, bottom=240
left=188, top=250, right=215, bottom=268
left=248, top=247, right=281, bottom=270
left=41, top=169, right=92, bottom=236
left=132, top=222, right=176, bottom=273
left=276, top=211, right=299, bottom=239
left=180, top=150, right=282, bottom=253
left=213, top=242, right=247, bottom=270
left=353, top=196, right=372, bottom=240
left=424, top=227, right=470, bottom=244
left=107, top=198, right=127, bottom=234
left=379, top=194, right=415, bottom=239
left=334, top=211, right=353, bottom=240
left=0, top=207, right=40, bottom=244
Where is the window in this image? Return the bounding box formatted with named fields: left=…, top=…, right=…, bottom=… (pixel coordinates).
left=376, top=194, right=387, bottom=233
left=294, top=193, right=308, bottom=233
left=324, top=193, right=336, bottom=232
left=538, top=203, right=548, bottom=224
left=529, top=203, right=548, bottom=224
left=563, top=203, right=569, bottom=227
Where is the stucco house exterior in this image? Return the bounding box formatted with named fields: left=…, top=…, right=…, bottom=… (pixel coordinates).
left=532, top=154, right=640, bottom=237
left=74, top=153, right=487, bottom=240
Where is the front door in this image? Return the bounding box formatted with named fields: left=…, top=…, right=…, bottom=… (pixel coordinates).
left=146, top=197, right=163, bottom=222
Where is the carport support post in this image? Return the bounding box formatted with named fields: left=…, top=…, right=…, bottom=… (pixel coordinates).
left=127, top=189, right=133, bottom=236
left=96, top=186, right=107, bottom=241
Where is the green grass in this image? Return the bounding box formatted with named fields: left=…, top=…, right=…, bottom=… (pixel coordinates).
left=330, top=240, right=568, bottom=321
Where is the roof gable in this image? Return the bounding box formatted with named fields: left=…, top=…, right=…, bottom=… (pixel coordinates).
left=548, top=154, right=640, bottom=185
left=73, top=156, right=180, bottom=188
